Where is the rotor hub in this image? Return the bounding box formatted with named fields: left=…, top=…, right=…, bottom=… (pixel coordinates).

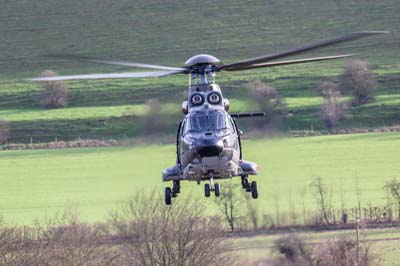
left=184, top=54, right=221, bottom=66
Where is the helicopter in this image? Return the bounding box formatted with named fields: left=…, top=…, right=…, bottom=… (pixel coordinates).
left=32, top=31, right=388, bottom=205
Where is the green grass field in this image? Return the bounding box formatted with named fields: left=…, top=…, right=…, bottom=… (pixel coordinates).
left=0, top=0, right=399, bottom=142
left=0, top=132, right=399, bottom=225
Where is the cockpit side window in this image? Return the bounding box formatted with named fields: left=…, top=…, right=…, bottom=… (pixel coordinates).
left=180, top=119, right=187, bottom=136
left=229, top=117, right=236, bottom=133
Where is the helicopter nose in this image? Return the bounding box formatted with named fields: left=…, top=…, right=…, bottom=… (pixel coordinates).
left=196, top=138, right=223, bottom=157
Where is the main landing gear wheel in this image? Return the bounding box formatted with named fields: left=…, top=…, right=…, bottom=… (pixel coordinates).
left=251, top=181, right=258, bottom=199
left=204, top=184, right=211, bottom=197
left=165, top=187, right=172, bottom=205
left=214, top=183, right=220, bottom=197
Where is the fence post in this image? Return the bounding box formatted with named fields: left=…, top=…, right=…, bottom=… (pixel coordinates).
left=356, top=219, right=360, bottom=265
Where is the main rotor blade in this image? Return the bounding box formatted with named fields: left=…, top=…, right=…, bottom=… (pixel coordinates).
left=30, top=70, right=185, bottom=81
left=46, top=54, right=186, bottom=71
left=225, top=54, right=357, bottom=71
left=220, top=31, right=388, bottom=71
left=88, top=59, right=186, bottom=71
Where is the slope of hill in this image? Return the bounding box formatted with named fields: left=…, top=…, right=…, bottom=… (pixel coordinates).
left=0, top=0, right=399, bottom=142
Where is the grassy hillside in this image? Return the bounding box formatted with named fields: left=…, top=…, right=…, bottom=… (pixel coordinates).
left=0, top=133, right=399, bottom=225
left=0, top=0, right=399, bottom=142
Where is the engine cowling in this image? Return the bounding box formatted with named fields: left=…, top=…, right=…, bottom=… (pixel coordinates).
left=181, top=101, right=188, bottom=114
left=223, top=98, right=230, bottom=111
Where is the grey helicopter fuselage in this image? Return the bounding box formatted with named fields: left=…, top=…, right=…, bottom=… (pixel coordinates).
left=162, top=55, right=259, bottom=183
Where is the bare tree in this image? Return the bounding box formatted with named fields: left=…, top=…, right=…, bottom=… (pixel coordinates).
left=39, top=70, right=69, bottom=108
left=340, top=60, right=377, bottom=106
left=213, top=182, right=244, bottom=232
left=384, top=178, right=400, bottom=219
left=0, top=120, right=8, bottom=144
left=111, top=191, right=237, bottom=266
left=244, top=193, right=260, bottom=230
left=247, top=80, right=287, bottom=128
left=320, top=81, right=347, bottom=132
left=310, top=177, right=333, bottom=226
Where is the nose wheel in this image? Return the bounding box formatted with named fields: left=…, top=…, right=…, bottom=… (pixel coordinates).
left=241, top=175, right=258, bottom=199
left=204, top=174, right=220, bottom=197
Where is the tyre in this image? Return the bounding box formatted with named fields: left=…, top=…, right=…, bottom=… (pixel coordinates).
left=204, top=184, right=211, bottom=197
left=215, top=183, right=220, bottom=197
left=251, top=181, right=258, bottom=199
left=165, top=187, right=172, bottom=205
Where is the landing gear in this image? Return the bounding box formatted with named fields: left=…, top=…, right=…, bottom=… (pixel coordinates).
left=165, top=180, right=181, bottom=205
left=241, top=175, right=251, bottom=192
left=173, top=180, right=180, bottom=197
left=204, top=184, right=211, bottom=197
left=251, top=181, right=258, bottom=199
left=204, top=173, right=221, bottom=198
left=214, top=183, right=220, bottom=197
left=165, top=187, right=172, bottom=205
left=241, top=175, right=258, bottom=199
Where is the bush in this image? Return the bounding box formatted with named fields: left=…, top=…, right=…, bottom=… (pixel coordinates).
left=144, top=98, right=163, bottom=134
left=247, top=80, right=287, bottom=128
left=340, top=60, right=377, bottom=106
left=271, top=235, right=315, bottom=266
left=320, top=81, right=347, bottom=132
left=317, top=238, right=381, bottom=266
left=39, top=70, right=69, bottom=108
left=111, top=191, right=237, bottom=266
left=269, top=235, right=381, bottom=266
left=0, top=211, right=117, bottom=266
left=0, top=120, right=8, bottom=144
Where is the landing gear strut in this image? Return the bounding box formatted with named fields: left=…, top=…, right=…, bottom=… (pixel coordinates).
left=172, top=180, right=180, bottom=197
left=241, top=175, right=258, bottom=199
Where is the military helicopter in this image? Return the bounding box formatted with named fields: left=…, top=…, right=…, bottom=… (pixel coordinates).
left=32, top=31, right=387, bottom=205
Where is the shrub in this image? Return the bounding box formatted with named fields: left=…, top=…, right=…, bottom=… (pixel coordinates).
left=269, top=235, right=381, bottom=266
left=317, top=238, right=381, bottom=266
left=0, top=120, right=8, bottom=144
left=111, top=191, right=237, bottom=266
left=340, top=60, right=377, bottom=106
left=144, top=98, right=163, bottom=134
left=247, top=79, right=287, bottom=128
left=320, top=81, right=347, bottom=132
left=39, top=70, right=69, bottom=108
left=0, top=211, right=117, bottom=266
left=271, top=235, right=315, bottom=266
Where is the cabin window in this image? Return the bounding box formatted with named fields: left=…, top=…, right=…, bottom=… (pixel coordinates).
left=185, top=112, right=228, bottom=133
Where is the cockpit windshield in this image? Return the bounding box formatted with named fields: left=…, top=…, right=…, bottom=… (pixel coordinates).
left=185, top=112, right=230, bottom=133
